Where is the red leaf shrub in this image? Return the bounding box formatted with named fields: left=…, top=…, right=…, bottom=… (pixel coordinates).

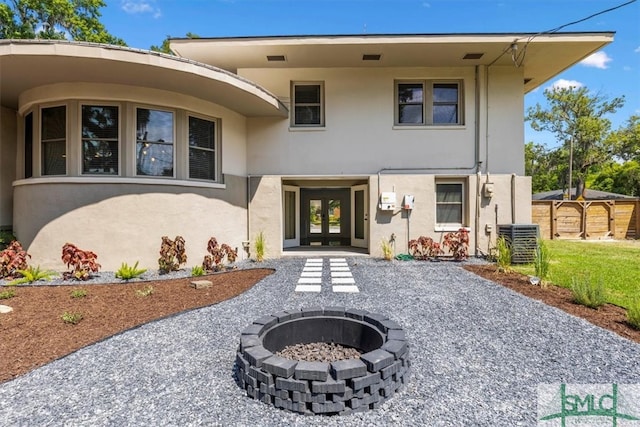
left=61, top=243, right=101, bottom=280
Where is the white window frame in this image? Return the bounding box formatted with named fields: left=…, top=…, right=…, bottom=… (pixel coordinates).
left=187, top=113, right=219, bottom=182
left=291, top=81, right=325, bottom=128
left=80, top=103, right=121, bottom=176
left=435, top=180, right=466, bottom=230
left=395, top=80, right=463, bottom=126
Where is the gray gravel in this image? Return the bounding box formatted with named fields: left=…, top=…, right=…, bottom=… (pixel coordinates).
left=1, top=257, right=639, bottom=426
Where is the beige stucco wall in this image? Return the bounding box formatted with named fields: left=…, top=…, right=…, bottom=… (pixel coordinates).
left=0, top=106, right=17, bottom=229
left=241, top=65, right=524, bottom=176
left=248, top=173, right=531, bottom=259
left=12, top=175, right=248, bottom=271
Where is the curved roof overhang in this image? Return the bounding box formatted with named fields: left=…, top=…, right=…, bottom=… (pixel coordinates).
left=0, top=40, right=288, bottom=117
left=170, top=33, right=615, bottom=94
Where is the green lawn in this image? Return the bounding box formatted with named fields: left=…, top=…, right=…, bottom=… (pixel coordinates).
left=512, top=240, right=640, bottom=308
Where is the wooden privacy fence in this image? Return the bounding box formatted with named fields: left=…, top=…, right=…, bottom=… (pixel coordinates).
left=532, top=199, right=640, bottom=240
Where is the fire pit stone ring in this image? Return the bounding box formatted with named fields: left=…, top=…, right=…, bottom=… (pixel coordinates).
left=234, top=307, right=410, bottom=415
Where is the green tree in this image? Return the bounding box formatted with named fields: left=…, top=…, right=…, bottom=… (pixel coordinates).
left=525, top=141, right=565, bottom=193
left=0, top=0, right=125, bottom=45
left=150, top=32, right=199, bottom=54
left=610, top=115, right=640, bottom=162
left=526, top=86, right=624, bottom=199
left=589, top=161, right=640, bottom=197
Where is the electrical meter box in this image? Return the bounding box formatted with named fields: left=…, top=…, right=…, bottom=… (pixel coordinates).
left=379, top=192, right=396, bottom=210
left=402, top=195, right=415, bottom=210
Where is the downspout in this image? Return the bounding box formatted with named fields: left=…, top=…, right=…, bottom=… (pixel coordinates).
left=511, top=173, right=516, bottom=224
left=474, top=65, right=482, bottom=258
left=246, top=175, right=252, bottom=259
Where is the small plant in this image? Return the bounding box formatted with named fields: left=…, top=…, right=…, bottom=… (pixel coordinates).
left=158, top=236, right=187, bottom=274
left=0, top=240, right=31, bottom=279
left=533, top=239, right=551, bottom=287
left=202, top=237, right=238, bottom=272
left=0, top=288, right=16, bottom=299
left=0, top=230, right=16, bottom=250
left=495, top=236, right=512, bottom=272
left=254, top=231, right=265, bottom=262
left=443, top=228, right=470, bottom=261
left=61, top=311, right=83, bottom=325
left=408, top=236, right=444, bottom=260
left=381, top=238, right=394, bottom=261
left=627, top=299, right=640, bottom=330
left=115, top=261, right=147, bottom=281
left=135, top=285, right=154, bottom=297
left=571, top=275, right=606, bottom=309
left=191, top=265, right=205, bottom=277
left=61, top=243, right=101, bottom=281
left=70, top=289, right=87, bottom=298
left=7, top=265, right=56, bottom=285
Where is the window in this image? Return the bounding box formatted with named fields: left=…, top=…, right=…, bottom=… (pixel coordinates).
left=188, top=116, right=216, bottom=181
left=41, top=106, right=66, bottom=175
left=292, top=82, right=324, bottom=127
left=24, top=112, right=33, bottom=178
left=436, top=182, right=464, bottom=226
left=136, top=108, right=174, bottom=177
left=396, top=80, right=462, bottom=126
left=82, top=105, right=119, bottom=175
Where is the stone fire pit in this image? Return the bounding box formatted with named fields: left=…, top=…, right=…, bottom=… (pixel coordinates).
left=234, top=307, right=410, bottom=415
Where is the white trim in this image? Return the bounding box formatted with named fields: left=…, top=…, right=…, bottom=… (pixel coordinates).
left=13, top=176, right=226, bottom=190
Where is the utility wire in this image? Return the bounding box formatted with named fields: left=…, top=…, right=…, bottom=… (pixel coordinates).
left=488, top=0, right=637, bottom=67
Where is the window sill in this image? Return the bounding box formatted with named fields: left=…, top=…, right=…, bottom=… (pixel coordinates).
left=289, top=126, right=326, bottom=132
left=393, top=125, right=466, bottom=130
left=13, top=176, right=226, bottom=190
left=434, top=226, right=470, bottom=233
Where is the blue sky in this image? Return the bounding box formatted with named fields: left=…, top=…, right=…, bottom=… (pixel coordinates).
left=102, top=0, right=640, bottom=148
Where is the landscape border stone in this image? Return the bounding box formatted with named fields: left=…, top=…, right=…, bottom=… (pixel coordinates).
left=234, top=307, right=410, bottom=416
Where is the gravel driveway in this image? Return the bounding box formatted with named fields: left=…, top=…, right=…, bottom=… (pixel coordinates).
left=1, top=257, right=639, bottom=426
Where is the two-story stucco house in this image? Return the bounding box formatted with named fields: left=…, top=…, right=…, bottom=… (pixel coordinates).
left=0, top=33, right=613, bottom=270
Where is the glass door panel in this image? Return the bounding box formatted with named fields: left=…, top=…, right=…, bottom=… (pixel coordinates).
left=309, top=199, right=322, bottom=234
left=328, top=199, right=341, bottom=234
left=283, top=185, right=300, bottom=248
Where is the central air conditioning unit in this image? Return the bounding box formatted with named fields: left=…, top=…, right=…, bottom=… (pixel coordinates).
left=497, top=224, right=540, bottom=264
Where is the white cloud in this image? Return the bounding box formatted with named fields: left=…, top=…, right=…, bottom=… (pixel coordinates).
left=548, top=79, right=584, bottom=91
left=121, top=1, right=161, bottom=18
left=635, top=46, right=640, bottom=53
left=580, top=51, right=611, bottom=69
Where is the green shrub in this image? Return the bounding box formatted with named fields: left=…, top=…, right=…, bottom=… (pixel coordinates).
left=115, top=261, right=147, bottom=280
left=0, top=230, right=16, bottom=250
left=381, top=239, right=394, bottom=261
left=7, top=265, right=56, bottom=285
left=61, top=312, right=83, bottom=325
left=135, top=285, right=154, bottom=297
left=0, top=288, right=16, bottom=299
left=571, top=275, right=606, bottom=309
left=627, top=300, right=640, bottom=330
left=70, top=289, right=87, bottom=299
left=495, top=236, right=512, bottom=272
left=254, top=231, right=265, bottom=262
left=191, top=265, right=205, bottom=277
left=533, top=239, right=551, bottom=286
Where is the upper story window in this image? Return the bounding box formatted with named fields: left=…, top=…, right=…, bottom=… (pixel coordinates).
left=41, top=105, right=67, bottom=175
left=24, top=112, right=33, bottom=179
left=291, top=82, right=324, bottom=127
left=396, top=80, right=462, bottom=126
left=136, top=108, right=174, bottom=177
left=188, top=116, right=216, bottom=181
left=82, top=105, right=119, bottom=175
left=436, top=182, right=464, bottom=227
